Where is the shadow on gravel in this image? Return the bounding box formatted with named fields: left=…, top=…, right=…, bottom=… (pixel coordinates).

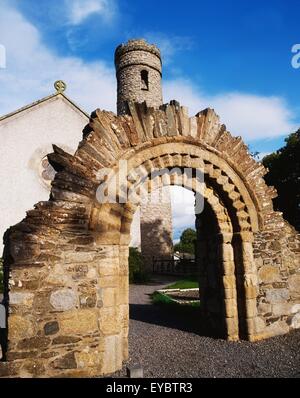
left=130, top=302, right=219, bottom=337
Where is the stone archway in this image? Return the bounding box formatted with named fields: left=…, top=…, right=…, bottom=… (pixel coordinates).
left=1, top=102, right=299, bottom=378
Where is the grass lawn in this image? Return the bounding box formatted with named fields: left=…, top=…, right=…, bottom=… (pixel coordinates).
left=165, top=277, right=199, bottom=290
left=152, top=291, right=174, bottom=305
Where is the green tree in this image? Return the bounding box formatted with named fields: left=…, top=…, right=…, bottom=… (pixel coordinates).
left=262, top=129, right=300, bottom=230
left=174, top=228, right=197, bottom=255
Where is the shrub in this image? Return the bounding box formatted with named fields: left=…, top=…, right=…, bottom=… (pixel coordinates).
left=128, top=247, right=148, bottom=283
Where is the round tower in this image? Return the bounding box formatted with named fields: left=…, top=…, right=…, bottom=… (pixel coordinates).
left=115, top=39, right=163, bottom=115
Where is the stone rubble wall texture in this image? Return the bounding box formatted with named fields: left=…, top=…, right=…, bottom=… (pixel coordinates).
left=0, top=102, right=299, bottom=378
left=115, top=39, right=163, bottom=116
left=140, top=188, right=173, bottom=271
left=254, top=227, right=300, bottom=336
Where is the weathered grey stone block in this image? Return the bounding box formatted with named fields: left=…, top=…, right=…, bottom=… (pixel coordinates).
left=50, top=289, right=77, bottom=311
left=265, top=289, right=290, bottom=304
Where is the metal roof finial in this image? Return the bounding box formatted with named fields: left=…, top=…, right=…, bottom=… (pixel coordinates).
left=54, top=80, right=67, bottom=93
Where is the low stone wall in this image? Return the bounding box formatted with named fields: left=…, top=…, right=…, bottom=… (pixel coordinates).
left=254, top=223, right=300, bottom=338
left=0, top=234, right=129, bottom=377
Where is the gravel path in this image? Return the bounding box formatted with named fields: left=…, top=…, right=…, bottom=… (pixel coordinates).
left=115, top=276, right=300, bottom=378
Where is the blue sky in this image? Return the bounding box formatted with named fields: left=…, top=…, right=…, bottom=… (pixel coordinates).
left=1, top=0, right=299, bottom=240
left=1, top=0, right=299, bottom=153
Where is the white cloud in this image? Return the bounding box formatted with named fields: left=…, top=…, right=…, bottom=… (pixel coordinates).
left=164, top=79, right=296, bottom=141
left=0, top=2, right=116, bottom=117
left=0, top=2, right=294, bottom=144
left=170, top=186, right=195, bottom=231
left=65, top=0, right=117, bottom=25
left=256, top=152, right=271, bottom=162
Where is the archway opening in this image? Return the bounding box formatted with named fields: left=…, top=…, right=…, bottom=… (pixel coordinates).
left=123, top=168, right=241, bottom=342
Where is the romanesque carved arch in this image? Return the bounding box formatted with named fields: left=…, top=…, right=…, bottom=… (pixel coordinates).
left=1, top=101, right=299, bottom=378
left=117, top=173, right=241, bottom=340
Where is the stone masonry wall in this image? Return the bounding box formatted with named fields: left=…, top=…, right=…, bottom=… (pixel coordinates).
left=140, top=188, right=173, bottom=271
left=0, top=224, right=129, bottom=377
left=116, top=65, right=163, bottom=115
left=115, top=40, right=163, bottom=115
left=254, top=221, right=300, bottom=338
left=115, top=39, right=171, bottom=265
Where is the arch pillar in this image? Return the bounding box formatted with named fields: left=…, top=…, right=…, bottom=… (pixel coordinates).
left=195, top=198, right=240, bottom=341
left=218, top=233, right=240, bottom=341
left=232, top=231, right=261, bottom=341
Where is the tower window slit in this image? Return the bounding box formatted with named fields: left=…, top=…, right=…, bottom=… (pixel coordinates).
left=141, top=70, right=149, bottom=91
